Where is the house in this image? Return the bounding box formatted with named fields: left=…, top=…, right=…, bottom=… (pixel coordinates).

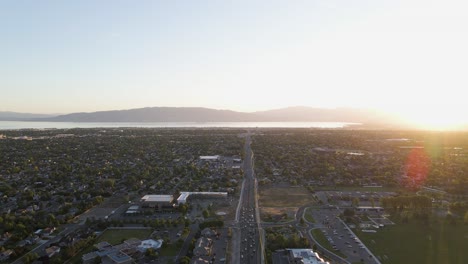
left=193, top=237, right=212, bottom=257
left=82, top=251, right=99, bottom=264
left=42, top=227, right=56, bottom=236
left=201, top=228, right=216, bottom=238
left=0, top=249, right=14, bottom=261
left=45, top=246, right=61, bottom=258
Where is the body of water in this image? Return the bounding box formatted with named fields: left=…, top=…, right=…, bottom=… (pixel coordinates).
left=0, top=121, right=359, bottom=130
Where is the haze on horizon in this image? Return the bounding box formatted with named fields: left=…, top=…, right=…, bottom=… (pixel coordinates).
left=1, top=0, right=467, bottom=130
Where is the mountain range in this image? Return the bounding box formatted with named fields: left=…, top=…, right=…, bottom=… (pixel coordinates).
left=0, top=106, right=404, bottom=127
left=0, top=111, right=56, bottom=121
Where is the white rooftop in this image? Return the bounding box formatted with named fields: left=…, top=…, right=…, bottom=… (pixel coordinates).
left=141, top=195, right=173, bottom=203
left=137, top=239, right=163, bottom=252
left=199, top=155, right=219, bottom=160
left=288, top=249, right=329, bottom=264
left=128, top=205, right=139, bottom=210
left=177, top=192, right=190, bottom=202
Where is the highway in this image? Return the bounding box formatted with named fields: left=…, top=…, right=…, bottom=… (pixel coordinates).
left=232, top=133, right=264, bottom=264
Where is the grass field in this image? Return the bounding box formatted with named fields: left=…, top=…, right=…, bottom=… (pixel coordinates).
left=259, top=186, right=315, bottom=207
left=310, top=186, right=401, bottom=193
left=355, top=221, right=468, bottom=264
left=310, top=229, right=347, bottom=258
left=160, top=245, right=180, bottom=256
left=304, top=208, right=315, bottom=223
left=97, top=228, right=152, bottom=245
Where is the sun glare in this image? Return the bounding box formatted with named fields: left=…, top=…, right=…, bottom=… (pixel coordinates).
left=398, top=106, right=466, bottom=130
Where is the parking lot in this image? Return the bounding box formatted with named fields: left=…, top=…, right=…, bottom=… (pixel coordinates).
left=310, top=207, right=380, bottom=264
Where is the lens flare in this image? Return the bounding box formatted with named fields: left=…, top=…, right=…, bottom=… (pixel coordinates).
left=404, top=148, right=431, bottom=189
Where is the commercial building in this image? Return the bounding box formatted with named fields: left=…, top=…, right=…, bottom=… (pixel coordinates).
left=140, top=195, right=174, bottom=211
left=83, top=238, right=162, bottom=264
left=102, top=251, right=133, bottom=264
left=176, top=192, right=228, bottom=205
left=137, top=239, right=163, bottom=253
left=355, top=206, right=384, bottom=213
left=199, top=155, right=220, bottom=161
left=286, top=248, right=329, bottom=264
left=125, top=205, right=140, bottom=215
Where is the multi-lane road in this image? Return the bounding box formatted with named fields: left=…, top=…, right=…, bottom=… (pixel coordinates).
left=232, top=133, right=264, bottom=264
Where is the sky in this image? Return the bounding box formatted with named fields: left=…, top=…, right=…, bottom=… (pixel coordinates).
left=1, top=0, right=467, bottom=128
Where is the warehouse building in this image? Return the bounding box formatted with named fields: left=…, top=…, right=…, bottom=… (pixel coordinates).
left=176, top=192, right=228, bottom=205
left=140, top=195, right=174, bottom=211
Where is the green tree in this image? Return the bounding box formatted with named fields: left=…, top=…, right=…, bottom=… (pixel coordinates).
left=145, top=248, right=158, bottom=259
left=352, top=197, right=360, bottom=207
left=202, top=209, right=209, bottom=218
left=180, top=256, right=191, bottom=264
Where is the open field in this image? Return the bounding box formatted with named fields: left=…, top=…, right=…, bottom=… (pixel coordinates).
left=260, top=207, right=296, bottom=222
left=304, top=208, right=316, bottom=223
left=355, top=221, right=468, bottom=264
left=160, top=245, right=180, bottom=256
left=310, top=186, right=402, bottom=193
left=97, top=228, right=152, bottom=245
left=259, top=186, right=315, bottom=207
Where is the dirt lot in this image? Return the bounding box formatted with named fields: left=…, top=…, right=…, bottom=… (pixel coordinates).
left=258, top=186, right=316, bottom=222
left=260, top=207, right=297, bottom=222
left=259, top=186, right=315, bottom=207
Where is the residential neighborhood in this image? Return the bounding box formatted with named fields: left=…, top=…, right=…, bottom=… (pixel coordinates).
left=0, top=128, right=467, bottom=264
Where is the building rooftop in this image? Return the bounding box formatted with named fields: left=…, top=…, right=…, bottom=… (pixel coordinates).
left=199, top=155, right=219, bottom=160
left=95, top=241, right=113, bottom=251
left=176, top=191, right=228, bottom=204
left=141, top=195, right=173, bottom=203
left=137, top=239, right=163, bottom=252
left=127, top=205, right=139, bottom=210
left=105, top=251, right=132, bottom=264
left=82, top=251, right=98, bottom=261
left=287, top=249, right=329, bottom=264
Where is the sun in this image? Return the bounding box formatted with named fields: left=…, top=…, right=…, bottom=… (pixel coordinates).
left=398, top=105, right=466, bottom=130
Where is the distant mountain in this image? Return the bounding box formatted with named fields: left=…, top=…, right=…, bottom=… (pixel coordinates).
left=32, top=106, right=403, bottom=126
left=0, top=111, right=56, bottom=121
left=254, top=106, right=401, bottom=124
left=39, top=107, right=257, bottom=122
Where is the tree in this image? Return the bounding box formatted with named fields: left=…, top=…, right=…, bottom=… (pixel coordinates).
left=23, top=253, right=39, bottom=264
left=344, top=208, right=355, bottom=217
left=352, top=197, right=360, bottom=207
left=145, top=248, right=158, bottom=259
left=180, top=256, right=191, bottom=264
left=202, top=209, right=209, bottom=218
left=102, top=179, right=115, bottom=189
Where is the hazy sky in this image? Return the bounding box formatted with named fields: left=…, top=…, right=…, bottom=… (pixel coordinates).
left=1, top=0, right=467, bottom=125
